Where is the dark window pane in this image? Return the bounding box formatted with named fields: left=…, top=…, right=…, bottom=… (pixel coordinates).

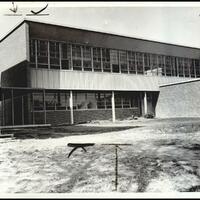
left=128, top=51, right=136, bottom=74
left=33, top=93, right=43, bottom=111
left=102, top=48, right=110, bottom=72
left=61, top=43, right=71, bottom=70
left=110, top=49, right=119, bottom=73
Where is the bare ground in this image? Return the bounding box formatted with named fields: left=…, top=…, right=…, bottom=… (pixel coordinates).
left=1, top=117, right=200, bottom=193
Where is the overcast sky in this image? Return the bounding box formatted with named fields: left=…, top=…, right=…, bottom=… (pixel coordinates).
left=1, top=2, right=200, bottom=48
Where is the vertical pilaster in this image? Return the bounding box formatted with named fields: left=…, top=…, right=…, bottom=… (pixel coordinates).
left=69, top=90, right=74, bottom=124
left=112, top=91, right=116, bottom=122
left=144, top=92, right=148, bottom=115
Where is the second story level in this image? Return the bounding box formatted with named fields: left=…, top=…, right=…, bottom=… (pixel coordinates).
left=1, top=19, right=200, bottom=91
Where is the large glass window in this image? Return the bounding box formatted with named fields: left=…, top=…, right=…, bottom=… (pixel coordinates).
left=45, top=93, right=57, bottom=110
left=30, top=39, right=199, bottom=78
left=49, top=41, right=60, bottom=69
left=183, top=58, right=190, bottom=77
left=119, top=51, right=128, bottom=73
left=110, top=49, right=119, bottom=73
left=30, top=39, right=36, bottom=68
left=177, top=57, right=184, bottom=77
left=37, top=40, right=48, bottom=69
left=73, top=92, right=98, bottom=110
left=56, top=92, right=69, bottom=110
left=144, top=53, right=151, bottom=74
left=128, top=51, right=137, bottom=74
left=72, top=44, right=82, bottom=70
left=136, top=52, right=144, bottom=74
left=102, top=48, right=111, bottom=72
left=190, top=59, right=196, bottom=78
left=93, top=47, right=102, bottom=71
left=158, top=55, right=165, bottom=76
left=83, top=46, right=92, bottom=71
left=195, top=59, right=200, bottom=78
left=95, top=92, right=112, bottom=109
left=165, top=56, right=172, bottom=76
left=115, top=92, right=139, bottom=109
left=61, top=43, right=71, bottom=70
left=150, top=54, right=158, bottom=75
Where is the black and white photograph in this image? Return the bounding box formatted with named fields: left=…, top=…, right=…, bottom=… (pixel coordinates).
left=1, top=1, right=200, bottom=198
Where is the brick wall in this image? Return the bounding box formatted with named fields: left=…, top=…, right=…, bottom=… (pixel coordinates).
left=74, top=109, right=112, bottom=123
left=33, top=108, right=142, bottom=125
left=115, top=108, right=140, bottom=119
left=46, top=111, right=71, bottom=125
left=156, top=80, right=200, bottom=118
left=33, top=112, right=45, bottom=124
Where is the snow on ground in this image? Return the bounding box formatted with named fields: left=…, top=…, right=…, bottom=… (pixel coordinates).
left=1, top=118, right=200, bottom=193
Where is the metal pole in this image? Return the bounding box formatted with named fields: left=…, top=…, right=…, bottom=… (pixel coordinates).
left=115, top=145, right=118, bottom=191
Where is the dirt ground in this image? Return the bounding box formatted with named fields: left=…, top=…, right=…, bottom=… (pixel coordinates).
left=1, top=117, right=200, bottom=194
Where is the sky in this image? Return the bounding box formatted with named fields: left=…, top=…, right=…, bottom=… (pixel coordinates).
left=1, top=2, right=200, bottom=48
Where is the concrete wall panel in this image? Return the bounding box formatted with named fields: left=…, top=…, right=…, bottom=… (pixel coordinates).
left=0, top=23, right=29, bottom=72
left=156, top=80, right=200, bottom=118
left=29, top=68, right=193, bottom=91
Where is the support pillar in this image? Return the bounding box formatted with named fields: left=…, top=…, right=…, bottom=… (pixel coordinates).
left=144, top=92, right=148, bottom=115
left=112, top=91, right=116, bottom=122
left=69, top=90, right=74, bottom=124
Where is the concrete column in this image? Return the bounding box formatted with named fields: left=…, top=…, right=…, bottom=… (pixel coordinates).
left=144, top=92, right=148, bottom=115
left=69, top=90, right=74, bottom=124
left=112, top=91, right=116, bottom=122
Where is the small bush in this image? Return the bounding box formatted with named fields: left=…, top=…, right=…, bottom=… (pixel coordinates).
left=144, top=113, right=155, bottom=119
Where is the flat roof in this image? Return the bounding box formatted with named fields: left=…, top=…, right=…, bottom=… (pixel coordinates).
left=1, top=18, right=200, bottom=51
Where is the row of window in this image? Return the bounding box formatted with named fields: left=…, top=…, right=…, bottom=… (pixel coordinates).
left=32, top=91, right=140, bottom=111
left=30, top=39, right=200, bottom=78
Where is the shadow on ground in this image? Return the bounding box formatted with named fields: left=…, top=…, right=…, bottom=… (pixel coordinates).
left=9, top=125, right=141, bottom=140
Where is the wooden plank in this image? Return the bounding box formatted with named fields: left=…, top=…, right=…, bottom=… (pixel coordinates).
left=0, top=123, right=51, bottom=129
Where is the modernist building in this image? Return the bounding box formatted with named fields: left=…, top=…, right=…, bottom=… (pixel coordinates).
left=0, top=19, right=200, bottom=126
